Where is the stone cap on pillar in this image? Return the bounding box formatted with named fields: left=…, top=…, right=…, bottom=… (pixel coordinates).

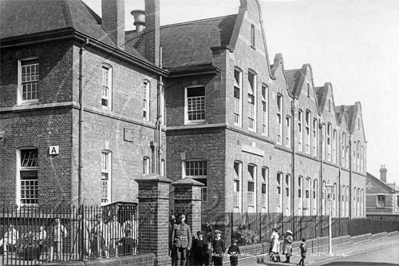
left=135, top=173, right=172, bottom=184
left=171, top=177, right=204, bottom=187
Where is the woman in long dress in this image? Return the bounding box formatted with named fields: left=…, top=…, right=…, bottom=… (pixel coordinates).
left=270, top=228, right=281, bottom=262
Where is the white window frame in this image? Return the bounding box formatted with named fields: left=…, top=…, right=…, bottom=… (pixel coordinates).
left=332, top=130, right=337, bottom=163
left=313, top=119, right=317, bottom=157
left=327, top=123, right=331, bottom=161
left=277, top=95, right=283, bottom=145
left=298, top=111, right=303, bottom=152
left=143, top=81, right=150, bottom=120
left=143, top=157, right=150, bottom=175
left=234, top=68, right=243, bottom=127
left=305, top=111, right=310, bottom=154
left=261, top=84, right=269, bottom=136
left=161, top=159, right=165, bottom=176
left=277, top=172, right=283, bottom=213
left=321, top=123, right=326, bottom=160
left=185, top=86, right=205, bottom=124
left=18, top=57, right=39, bottom=105
left=183, top=160, right=207, bottom=202
left=16, top=148, right=39, bottom=206
left=312, top=179, right=318, bottom=215
left=101, top=151, right=112, bottom=205
left=342, top=133, right=346, bottom=167
left=261, top=167, right=268, bottom=212
left=102, top=64, right=112, bottom=109
left=247, top=71, right=257, bottom=132
left=247, top=164, right=257, bottom=212
left=285, top=174, right=291, bottom=215
left=234, top=161, right=242, bottom=213
left=285, top=116, right=291, bottom=148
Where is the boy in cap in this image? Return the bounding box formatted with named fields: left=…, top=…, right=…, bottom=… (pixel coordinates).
left=298, top=238, right=307, bottom=266
left=282, top=229, right=293, bottom=263
left=227, top=238, right=240, bottom=266
left=192, top=231, right=208, bottom=266
left=212, top=230, right=225, bottom=266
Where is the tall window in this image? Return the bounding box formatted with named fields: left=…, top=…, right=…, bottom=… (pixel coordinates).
left=332, top=130, right=337, bottom=163
left=297, top=176, right=303, bottom=216
left=298, top=111, right=303, bottom=152
left=313, top=119, right=317, bottom=157
left=143, top=81, right=150, bottom=120
left=328, top=99, right=331, bottom=112
left=277, top=95, right=283, bottom=145
left=305, top=111, right=310, bottom=154
left=298, top=176, right=302, bottom=198
left=327, top=124, right=331, bottom=161
left=346, top=145, right=349, bottom=167
left=353, top=141, right=357, bottom=169
left=342, top=133, right=346, bottom=167
left=101, top=151, right=111, bottom=204
left=185, top=161, right=207, bottom=201
left=19, top=58, right=39, bottom=104
left=247, top=71, right=257, bottom=131
left=361, top=146, right=364, bottom=173
left=396, top=195, right=399, bottom=208
left=342, top=185, right=346, bottom=216
left=277, top=173, right=282, bottom=213
left=234, top=69, right=242, bottom=127
left=143, top=157, right=150, bottom=175
left=102, top=65, right=112, bottom=109
left=261, top=167, right=268, bottom=212
left=234, top=162, right=242, bottom=212
left=18, top=149, right=39, bottom=205
left=247, top=164, right=256, bottom=212
left=285, top=116, right=291, bottom=148
left=161, top=159, right=165, bottom=176
left=250, top=24, right=255, bottom=47
left=312, top=179, right=318, bottom=215
left=185, top=86, right=205, bottom=123
left=321, top=124, right=326, bottom=160
left=261, top=85, right=268, bottom=136
left=285, top=174, right=290, bottom=215
left=356, top=141, right=360, bottom=171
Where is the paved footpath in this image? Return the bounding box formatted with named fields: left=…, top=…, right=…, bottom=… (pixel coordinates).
left=257, top=236, right=399, bottom=266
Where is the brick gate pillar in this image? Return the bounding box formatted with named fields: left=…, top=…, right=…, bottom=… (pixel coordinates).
left=136, top=174, right=172, bottom=266
left=172, top=178, right=203, bottom=234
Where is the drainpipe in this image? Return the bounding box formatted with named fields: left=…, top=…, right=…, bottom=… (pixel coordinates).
left=291, top=100, right=296, bottom=232
left=349, top=134, right=353, bottom=219
left=319, top=121, right=324, bottom=216
left=158, top=46, right=163, bottom=175
left=78, top=39, right=89, bottom=206
left=338, top=134, right=342, bottom=231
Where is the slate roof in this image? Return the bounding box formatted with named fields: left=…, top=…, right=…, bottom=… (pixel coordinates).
left=0, top=0, right=114, bottom=46
left=125, top=14, right=237, bottom=71
left=284, top=69, right=301, bottom=96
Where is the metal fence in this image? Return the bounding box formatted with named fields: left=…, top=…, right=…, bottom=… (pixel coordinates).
left=201, top=213, right=399, bottom=246
left=0, top=204, right=138, bottom=265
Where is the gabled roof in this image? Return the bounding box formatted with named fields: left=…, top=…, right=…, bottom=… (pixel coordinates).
left=315, top=86, right=327, bottom=113
left=0, top=0, right=113, bottom=46
left=284, top=69, right=301, bottom=96
left=367, top=172, right=395, bottom=193
left=126, top=15, right=237, bottom=71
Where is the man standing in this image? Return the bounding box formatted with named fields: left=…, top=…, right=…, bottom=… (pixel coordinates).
left=121, top=213, right=138, bottom=254
left=171, top=213, right=192, bottom=266
left=0, top=224, right=19, bottom=254
left=49, top=218, right=68, bottom=262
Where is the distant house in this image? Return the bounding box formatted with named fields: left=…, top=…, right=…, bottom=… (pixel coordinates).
left=366, top=166, right=399, bottom=214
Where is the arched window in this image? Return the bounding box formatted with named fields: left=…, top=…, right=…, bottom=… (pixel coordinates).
left=233, top=161, right=242, bottom=213
left=233, top=68, right=243, bottom=127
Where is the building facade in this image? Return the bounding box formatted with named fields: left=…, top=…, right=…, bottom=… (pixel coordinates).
left=0, top=0, right=166, bottom=206
left=1, top=0, right=367, bottom=218
left=366, top=166, right=399, bottom=214
left=161, top=0, right=367, bottom=217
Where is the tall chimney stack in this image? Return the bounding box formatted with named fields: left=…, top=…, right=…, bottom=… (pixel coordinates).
left=102, top=0, right=125, bottom=50
left=380, top=165, right=387, bottom=183
left=131, top=10, right=145, bottom=33
left=145, top=0, right=160, bottom=66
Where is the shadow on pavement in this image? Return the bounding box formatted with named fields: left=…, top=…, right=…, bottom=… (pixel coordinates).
left=324, top=262, right=399, bottom=266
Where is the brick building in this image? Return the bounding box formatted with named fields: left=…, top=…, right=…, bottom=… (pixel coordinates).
left=366, top=166, right=399, bottom=214
left=158, top=0, right=367, bottom=217
left=1, top=0, right=367, bottom=219
left=0, top=0, right=167, bottom=206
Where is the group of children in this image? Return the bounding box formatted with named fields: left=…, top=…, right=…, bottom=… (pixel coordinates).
left=192, top=229, right=241, bottom=266
left=269, top=227, right=307, bottom=266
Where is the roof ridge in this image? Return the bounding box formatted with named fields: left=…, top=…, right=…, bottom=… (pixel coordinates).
left=61, top=0, right=73, bottom=28
left=161, top=14, right=237, bottom=29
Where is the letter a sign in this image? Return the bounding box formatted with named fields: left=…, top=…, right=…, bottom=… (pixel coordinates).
left=49, top=146, right=59, bottom=155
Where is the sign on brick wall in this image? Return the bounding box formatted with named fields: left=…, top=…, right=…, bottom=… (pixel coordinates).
left=48, top=146, right=59, bottom=155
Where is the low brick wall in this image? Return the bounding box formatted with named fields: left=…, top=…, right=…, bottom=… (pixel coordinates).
left=51, top=253, right=156, bottom=266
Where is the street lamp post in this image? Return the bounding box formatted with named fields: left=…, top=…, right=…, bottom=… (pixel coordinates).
left=325, top=181, right=334, bottom=256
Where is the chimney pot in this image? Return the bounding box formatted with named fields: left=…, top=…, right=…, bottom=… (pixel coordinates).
left=131, top=10, right=145, bottom=33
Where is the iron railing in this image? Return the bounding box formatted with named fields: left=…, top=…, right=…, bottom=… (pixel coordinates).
left=0, top=204, right=138, bottom=265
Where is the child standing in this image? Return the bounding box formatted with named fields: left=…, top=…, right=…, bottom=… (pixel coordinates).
left=227, top=238, right=240, bottom=266
left=298, top=238, right=307, bottom=266
left=212, top=230, right=226, bottom=266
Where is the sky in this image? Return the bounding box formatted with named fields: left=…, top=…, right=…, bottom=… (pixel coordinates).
left=82, top=0, right=399, bottom=185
